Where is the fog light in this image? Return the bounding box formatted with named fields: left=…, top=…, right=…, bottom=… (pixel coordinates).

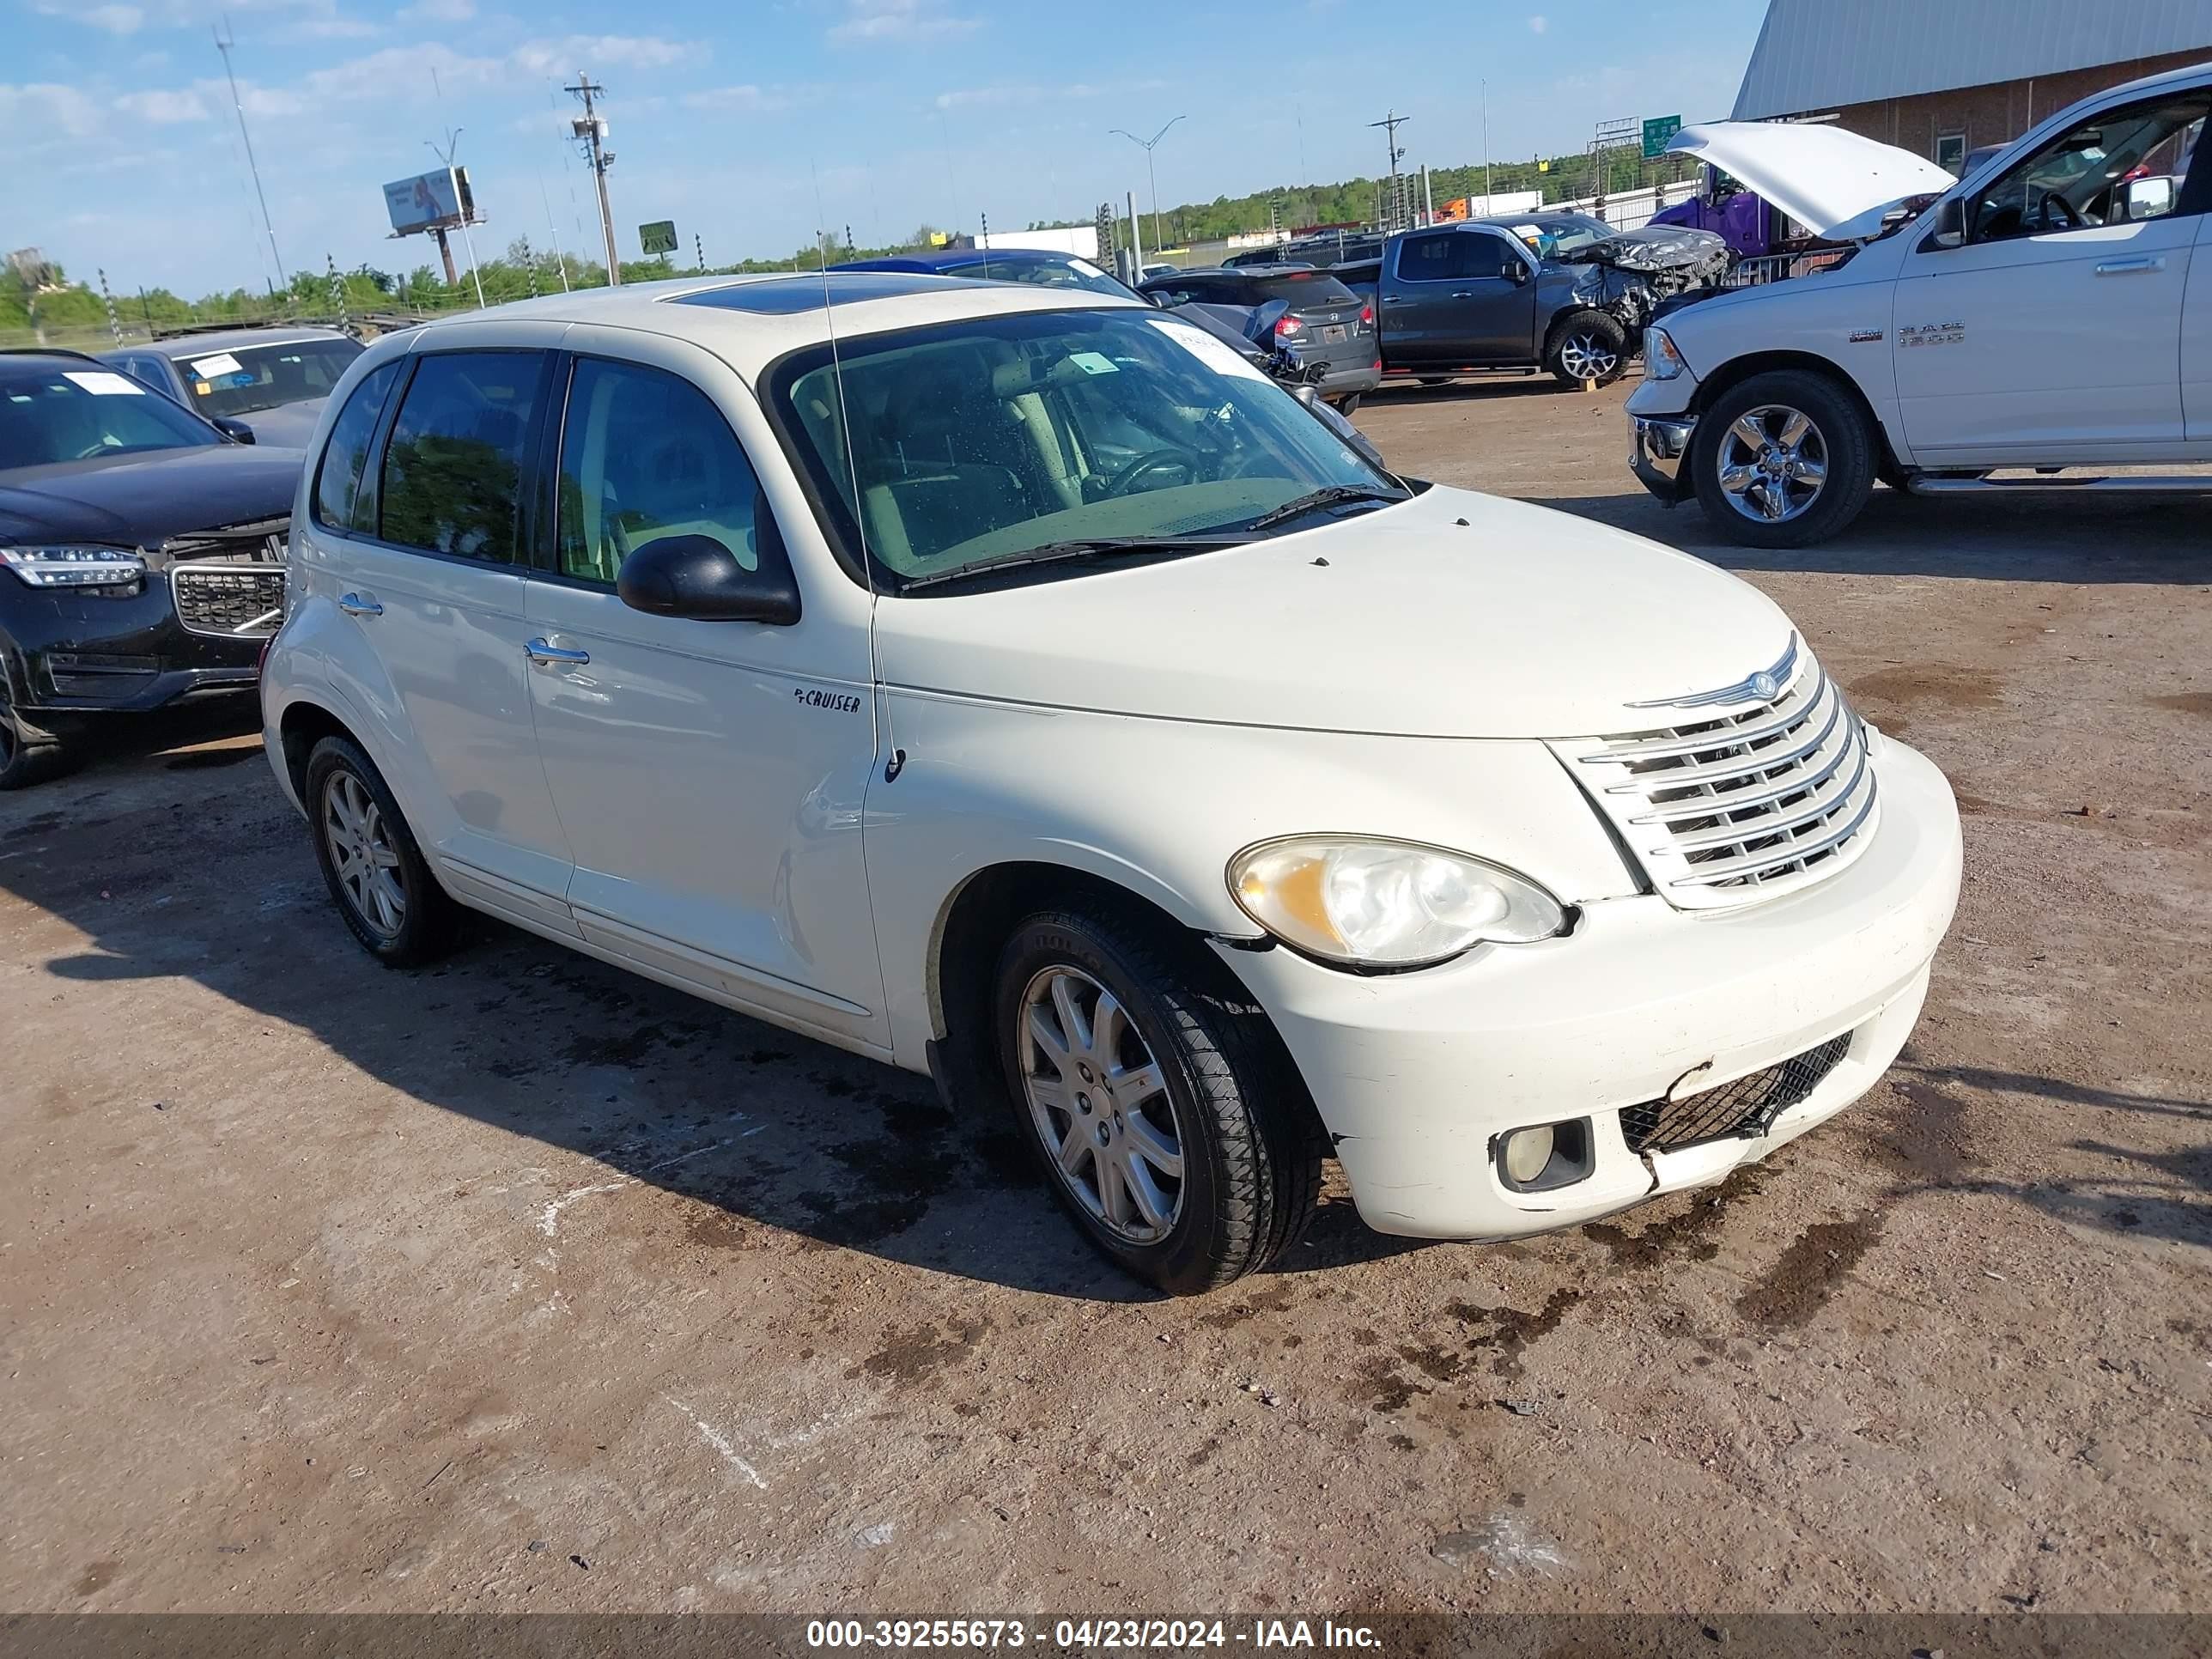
left=1502, top=1125, right=1555, bottom=1186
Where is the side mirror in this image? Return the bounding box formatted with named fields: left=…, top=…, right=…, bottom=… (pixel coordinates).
left=1291, top=384, right=1320, bottom=409
left=617, top=532, right=799, bottom=625
left=1507, top=260, right=1533, bottom=285
left=1923, top=195, right=1966, bottom=250
left=212, top=416, right=257, bottom=444
left=2124, top=175, right=2175, bottom=220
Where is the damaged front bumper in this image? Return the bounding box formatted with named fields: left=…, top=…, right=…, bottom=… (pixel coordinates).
left=1211, top=739, right=1961, bottom=1240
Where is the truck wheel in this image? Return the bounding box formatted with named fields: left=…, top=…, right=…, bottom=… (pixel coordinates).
left=0, top=672, right=75, bottom=792
left=1544, top=313, right=1629, bottom=386
left=994, top=903, right=1322, bottom=1295
left=1691, top=370, right=1875, bottom=549
left=304, top=734, right=460, bottom=967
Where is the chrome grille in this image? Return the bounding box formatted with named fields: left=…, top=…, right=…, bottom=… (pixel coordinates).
left=173, top=564, right=288, bottom=638
left=1556, top=635, right=1880, bottom=910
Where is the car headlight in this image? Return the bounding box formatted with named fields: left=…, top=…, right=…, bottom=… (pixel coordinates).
left=0, top=544, right=147, bottom=588
left=1643, top=326, right=1686, bottom=380
left=1227, top=835, right=1568, bottom=969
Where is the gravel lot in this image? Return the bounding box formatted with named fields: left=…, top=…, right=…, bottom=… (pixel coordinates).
left=4, top=376, right=2207, bottom=1615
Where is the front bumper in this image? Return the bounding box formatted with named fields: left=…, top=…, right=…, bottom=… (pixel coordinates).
left=1631, top=414, right=1698, bottom=504
left=1213, top=738, right=1962, bottom=1240
left=0, top=574, right=264, bottom=723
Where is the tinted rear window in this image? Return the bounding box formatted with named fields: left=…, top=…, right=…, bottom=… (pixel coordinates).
left=313, top=361, right=401, bottom=534
left=1250, top=272, right=1358, bottom=306
left=378, top=351, right=544, bottom=564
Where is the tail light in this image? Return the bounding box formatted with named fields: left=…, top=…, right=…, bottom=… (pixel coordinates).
left=1358, top=303, right=1374, bottom=327
left=1274, top=314, right=1303, bottom=337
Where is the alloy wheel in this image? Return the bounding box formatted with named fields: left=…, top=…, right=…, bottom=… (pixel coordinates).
left=1559, top=332, right=1620, bottom=381
left=321, top=770, right=407, bottom=939
left=1017, top=964, right=1186, bottom=1244
left=1716, top=404, right=1829, bottom=524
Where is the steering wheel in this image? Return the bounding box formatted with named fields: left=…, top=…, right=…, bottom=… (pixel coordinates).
left=73, top=439, right=114, bottom=459
left=2034, top=190, right=2085, bottom=232
left=1103, top=448, right=1200, bottom=497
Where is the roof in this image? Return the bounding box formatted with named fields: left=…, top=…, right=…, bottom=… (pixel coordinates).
left=144, top=325, right=355, bottom=358
left=373, top=272, right=1143, bottom=383
left=833, top=247, right=1073, bottom=273
left=1732, top=0, right=2212, bottom=118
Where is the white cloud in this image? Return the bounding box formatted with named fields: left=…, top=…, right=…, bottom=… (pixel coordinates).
left=397, top=0, right=475, bottom=21
left=829, top=0, right=979, bottom=46
left=1528, top=14, right=1547, bottom=31
left=683, top=83, right=816, bottom=114
left=282, top=15, right=381, bottom=39
left=117, top=88, right=210, bottom=121
left=933, top=77, right=1164, bottom=111
left=0, top=82, right=106, bottom=142
left=510, top=34, right=694, bottom=74
left=31, top=1, right=143, bottom=33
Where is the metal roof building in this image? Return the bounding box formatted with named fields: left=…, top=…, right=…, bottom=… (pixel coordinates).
left=1729, top=0, right=2212, bottom=164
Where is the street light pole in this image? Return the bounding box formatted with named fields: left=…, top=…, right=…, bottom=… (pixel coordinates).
left=1110, top=116, right=1186, bottom=252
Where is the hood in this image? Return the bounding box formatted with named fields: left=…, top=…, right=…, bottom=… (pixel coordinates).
left=1557, top=222, right=1730, bottom=275
left=0, top=443, right=304, bottom=550
left=239, top=397, right=329, bottom=449
left=873, top=485, right=1796, bottom=740
left=1666, top=121, right=1956, bottom=241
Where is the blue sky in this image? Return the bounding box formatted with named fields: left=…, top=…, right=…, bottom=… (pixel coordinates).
left=8, top=0, right=1771, bottom=297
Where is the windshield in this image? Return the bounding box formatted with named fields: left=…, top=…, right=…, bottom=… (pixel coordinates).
left=1522, top=215, right=1613, bottom=258
left=947, top=256, right=1135, bottom=300
left=771, top=307, right=1400, bottom=591
left=0, top=362, right=222, bottom=471
left=175, top=337, right=364, bottom=417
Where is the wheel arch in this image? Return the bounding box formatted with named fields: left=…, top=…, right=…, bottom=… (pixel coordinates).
left=1689, top=350, right=1900, bottom=474
left=276, top=696, right=362, bottom=806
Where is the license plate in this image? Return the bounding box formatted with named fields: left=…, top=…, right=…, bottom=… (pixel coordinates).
left=1322, top=324, right=1347, bottom=343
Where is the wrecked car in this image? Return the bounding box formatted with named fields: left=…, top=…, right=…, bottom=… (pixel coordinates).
left=1331, top=214, right=1730, bottom=386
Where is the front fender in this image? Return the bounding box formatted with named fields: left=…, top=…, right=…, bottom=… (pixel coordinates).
left=866, top=692, right=1641, bottom=1069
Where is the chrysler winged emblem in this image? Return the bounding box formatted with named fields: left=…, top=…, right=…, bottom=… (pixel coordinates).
left=1627, top=635, right=1799, bottom=711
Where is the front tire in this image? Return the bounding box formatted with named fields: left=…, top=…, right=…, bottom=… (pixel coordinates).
left=1544, top=312, right=1629, bottom=386
left=0, top=669, right=74, bottom=791
left=994, top=905, right=1322, bottom=1294
left=304, top=734, right=459, bottom=967
left=1691, top=369, right=1875, bottom=549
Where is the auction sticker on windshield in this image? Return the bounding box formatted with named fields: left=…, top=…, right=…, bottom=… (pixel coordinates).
left=191, top=353, right=245, bottom=379
left=1146, top=318, right=1272, bottom=385
left=62, top=371, right=146, bottom=396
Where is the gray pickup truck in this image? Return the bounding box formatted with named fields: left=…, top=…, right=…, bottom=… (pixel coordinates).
left=1334, top=215, right=1729, bottom=388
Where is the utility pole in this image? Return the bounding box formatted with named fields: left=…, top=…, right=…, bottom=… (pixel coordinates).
left=1368, top=109, right=1410, bottom=231
left=214, top=18, right=285, bottom=289
left=1109, top=116, right=1186, bottom=252
left=566, top=75, right=620, bottom=285
left=1481, top=81, right=1493, bottom=212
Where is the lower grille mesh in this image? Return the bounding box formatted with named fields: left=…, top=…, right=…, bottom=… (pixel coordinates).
left=1620, top=1033, right=1852, bottom=1155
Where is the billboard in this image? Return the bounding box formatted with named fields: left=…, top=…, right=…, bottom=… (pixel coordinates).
left=384, top=167, right=465, bottom=236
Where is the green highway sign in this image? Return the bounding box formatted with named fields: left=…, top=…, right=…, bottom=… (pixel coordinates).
left=1642, top=115, right=1682, bottom=161
left=638, top=219, right=678, bottom=256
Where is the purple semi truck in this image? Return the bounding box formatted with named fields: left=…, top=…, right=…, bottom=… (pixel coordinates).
left=1648, top=166, right=1779, bottom=258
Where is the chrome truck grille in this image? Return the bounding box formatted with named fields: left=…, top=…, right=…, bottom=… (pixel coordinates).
left=1554, top=635, right=1880, bottom=910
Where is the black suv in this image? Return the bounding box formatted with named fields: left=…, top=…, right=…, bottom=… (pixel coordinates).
left=0, top=349, right=303, bottom=787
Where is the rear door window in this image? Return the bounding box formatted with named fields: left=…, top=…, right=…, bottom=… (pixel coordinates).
left=378, top=351, right=545, bottom=564
left=312, top=361, right=402, bottom=534
left=553, top=357, right=764, bottom=585
left=1395, top=234, right=1460, bottom=282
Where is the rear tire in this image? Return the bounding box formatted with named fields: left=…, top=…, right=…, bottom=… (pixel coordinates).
left=1690, top=369, right=1875, bottom=550
left=304, top=734, right=460, bottom=967
left=994, top=903, right=1322, bottom=1294
left=1544, top=312, right=1629, bottom=386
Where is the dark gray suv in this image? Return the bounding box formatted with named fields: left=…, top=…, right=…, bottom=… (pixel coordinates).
left=1137, top=266, right=1381, bottom=413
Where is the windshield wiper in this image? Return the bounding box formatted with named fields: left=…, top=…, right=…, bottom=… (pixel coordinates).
left=896, top=535, right=1248, bottom=592
left=1243, top=484, right=1408, bottom=532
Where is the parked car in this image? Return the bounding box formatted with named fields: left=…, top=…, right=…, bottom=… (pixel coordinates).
left=1137, top=262, right=1183, bottom=283
left=1333, top=215, right=1730, bottom=387
left=101, top=326, right=364, bottom=448
left=1629, top=64, right=2211, bottom=546
left=1136, top=265, right=1380, bottom=411
left=832, top=246, right=1138, bottom=299
left=0, top=349, right=301, bottom=787
left=261, top=272, right=1960, bottom=1292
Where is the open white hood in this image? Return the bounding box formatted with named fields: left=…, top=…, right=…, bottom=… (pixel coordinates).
left=1667, top=121, right=1959, bottom=242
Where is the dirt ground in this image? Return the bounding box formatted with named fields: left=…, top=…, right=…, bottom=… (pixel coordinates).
left=3, top=376, right=2207, bottom=1617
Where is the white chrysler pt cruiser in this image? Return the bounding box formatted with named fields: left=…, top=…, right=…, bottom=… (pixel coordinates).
left=262, top=273, right=1961, bottom=1293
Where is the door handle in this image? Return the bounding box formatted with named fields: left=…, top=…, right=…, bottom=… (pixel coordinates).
left=337, top=592, right=381, bottom=617
left=2095, top=256, right=2165, bottom=275
left=524, top=638, right=591, bottom=666
left=1381, top=295, right=1406, bottom=306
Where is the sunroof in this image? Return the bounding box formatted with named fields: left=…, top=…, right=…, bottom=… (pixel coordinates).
left=668, top=272, right=975, bottom=313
